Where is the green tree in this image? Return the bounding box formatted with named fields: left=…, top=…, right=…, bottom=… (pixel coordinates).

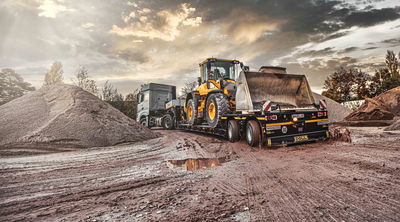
left=74, top=66, right=98, bottom=95
left=369, top=50, right=400, bottom=96
left=123, top=89, right=139, bottom=119
left=43, top=61, right=64, bottom=86
left=322, top=67, right=369, bottom=103
left=0, top=68, right=35, bottom=105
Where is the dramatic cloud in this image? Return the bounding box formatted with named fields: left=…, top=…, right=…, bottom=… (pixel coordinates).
left=1, top=0, right=400, bottom=95
left=110, top=3, right=202, bottom=41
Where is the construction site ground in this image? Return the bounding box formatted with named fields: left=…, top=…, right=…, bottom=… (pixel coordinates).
left=1, top=127, right=400, bottom=221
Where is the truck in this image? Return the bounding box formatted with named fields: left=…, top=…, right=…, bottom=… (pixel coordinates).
left=136, top=83, right=176, bottom=128
left=137, top=58, right=330, bottom=147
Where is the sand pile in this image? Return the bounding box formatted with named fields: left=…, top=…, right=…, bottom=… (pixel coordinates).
left=312, top=92, right=352, bottom=122
left=0, top=84, right=157, bottom=149
left=345, top=87, right=400, bottom=122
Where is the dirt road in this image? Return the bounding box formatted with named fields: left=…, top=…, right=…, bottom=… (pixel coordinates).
left=1, top=128, right=399, bottom=221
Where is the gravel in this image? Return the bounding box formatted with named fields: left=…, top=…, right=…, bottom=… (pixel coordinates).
left=0, top=84, right=157, bottom=150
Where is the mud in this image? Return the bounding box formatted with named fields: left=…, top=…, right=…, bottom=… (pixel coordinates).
left=1, top=128, right=399, bottom=221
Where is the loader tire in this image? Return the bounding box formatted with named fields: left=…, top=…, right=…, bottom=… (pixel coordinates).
left=246, top=120, right=260, bottom=147
left=228, top=120, right=240, bottom=142
left=186, top=99, right=201, bottom=125
left=162, top=113, right=174, bottom=130
left=206, top=93, right=231, bottom=128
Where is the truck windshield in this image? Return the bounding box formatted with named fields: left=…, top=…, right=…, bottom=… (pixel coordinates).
left=208, top=61, right=237, bottom=81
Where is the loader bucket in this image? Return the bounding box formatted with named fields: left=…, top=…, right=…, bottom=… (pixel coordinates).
left=235, top=71, right=315, bottom=111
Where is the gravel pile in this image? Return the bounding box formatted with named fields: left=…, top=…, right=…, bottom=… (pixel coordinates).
left=345, top=87, right=400, bottom=121
left=0, top=84, right=157, bottom=149
left=312, top=92, right=352, bottom=122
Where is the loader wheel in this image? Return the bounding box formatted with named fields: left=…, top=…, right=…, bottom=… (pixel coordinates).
left=186, top=99, right=200, bottom=125
left=228, top=120, right=240, bottom=142
left=246, top=120, right=260, bottom=147
left=206, top=93, right=231, bottom=128
left=162, top=114, right=174, bottom=130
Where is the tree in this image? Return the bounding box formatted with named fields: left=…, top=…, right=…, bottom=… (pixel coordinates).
left=322, top=67, right=370, bottom=103
left=74, top=66, right=98, bottom=95
left=180, top=80, right=197, bottom=96
left=0, top=68, right=35, bottom=105
left=386, top=50, right=399, bottom=78
left=43, top=61, right=64, bottom=86
left=123, top=89, right=139, bottom=119
left=369, top=51, right=400, bottom=96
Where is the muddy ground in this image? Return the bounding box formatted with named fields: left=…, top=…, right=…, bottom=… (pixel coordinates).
left=1, top=127, right=400, bottom=221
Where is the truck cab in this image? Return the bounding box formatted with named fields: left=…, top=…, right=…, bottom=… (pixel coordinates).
left=137, top=83, right=176, bottom=127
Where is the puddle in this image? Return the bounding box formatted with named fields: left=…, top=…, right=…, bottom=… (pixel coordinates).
left=167, top=157, right=227, bottom=171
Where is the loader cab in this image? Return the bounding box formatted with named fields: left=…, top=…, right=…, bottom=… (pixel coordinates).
left=199, top=58, right=240, bottom=83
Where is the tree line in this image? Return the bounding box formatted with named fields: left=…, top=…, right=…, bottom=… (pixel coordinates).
left=0, top=62, right=139, bottom=119
left=322, top=50, right=400, bottom=103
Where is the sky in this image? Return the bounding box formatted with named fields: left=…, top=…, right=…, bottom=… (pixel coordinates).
left=1, top=0, right=400, bottom=95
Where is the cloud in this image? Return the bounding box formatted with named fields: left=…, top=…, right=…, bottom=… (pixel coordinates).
left=110, top=3, right=202, bottom=41
left=343, top=7, right=400, bottom=27
left=38, top=0, right=74, bottom=18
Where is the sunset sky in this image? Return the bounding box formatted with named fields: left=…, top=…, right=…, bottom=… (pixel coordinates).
left=1, top=0, right=400, bottom=95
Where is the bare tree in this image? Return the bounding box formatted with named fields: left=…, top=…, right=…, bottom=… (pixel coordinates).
left=180, top=80, right=197, bottom=96
left=0, top=68, right=35, bottom=105
left=74, top=66, right=98, bottom=95
left=43, top=61, right=64, bottom=86
left=386, top=50, right=399, bottom=78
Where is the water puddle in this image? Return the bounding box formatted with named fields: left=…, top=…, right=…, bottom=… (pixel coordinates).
left=167, top=157, right=227, bottom=171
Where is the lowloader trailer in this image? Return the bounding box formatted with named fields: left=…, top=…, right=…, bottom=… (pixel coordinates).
left=137, top=58, right=330, bottom=147
left=164, top=100, right=329, bottom=147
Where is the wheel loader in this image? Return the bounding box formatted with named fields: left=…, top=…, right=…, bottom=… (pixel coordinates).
left=184, top=58, right=242, bottom=128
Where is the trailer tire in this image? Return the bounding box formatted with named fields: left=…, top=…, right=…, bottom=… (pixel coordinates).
left=246, top=120, right=260, bottom=147
left=162, top=113, right=174, bottom=130
left=228, top=120, right=240, bottom=142
left=206, top=93, right=231, bottom=128
left=140, top=117, right=148, bottom=128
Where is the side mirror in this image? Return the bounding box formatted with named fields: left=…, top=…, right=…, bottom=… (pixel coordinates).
left=206, top=62, right=211, bottom=70
left=197, top=77, right=202, bottom=86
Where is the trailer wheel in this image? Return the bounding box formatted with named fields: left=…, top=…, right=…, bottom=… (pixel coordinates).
left=246, top=120, right=260, bottom=147
left=140, top=117, right=148, bottom=127
left=162, top=114, right=174, bottom=130
left=206, top=93, right=231, bottom=128
left=186, top=99, right=200, bottom=125
left=228, top=120, right=240, bottom=142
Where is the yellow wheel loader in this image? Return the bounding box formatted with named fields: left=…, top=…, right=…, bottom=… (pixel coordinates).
left=184, top=58, right=241, bottom=128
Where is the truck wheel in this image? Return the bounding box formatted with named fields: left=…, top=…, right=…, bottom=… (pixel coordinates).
left=140, top=117, right=148, bottom=127
left=228, top=120, right=240, bottom=142
left=162, top=114, right=174, bottom=130
left=246, top=120, right=260, bottom=147
left=186, top=99, right=200, bottom=125
left=206, top=93, right=231, bottom=128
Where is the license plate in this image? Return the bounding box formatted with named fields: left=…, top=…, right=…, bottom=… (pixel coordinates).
left=294, top=135, right=308, bottom=142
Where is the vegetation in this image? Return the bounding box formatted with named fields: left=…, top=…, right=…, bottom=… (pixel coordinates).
left=74, top=66, right=98, bottom=95
left=101, top=80, right=139, bottom=120
left=322, top=50, right=400, bottom=103
left=0, top=68, right=35, bottom=105
left=43, top=61, right=64, bottom=86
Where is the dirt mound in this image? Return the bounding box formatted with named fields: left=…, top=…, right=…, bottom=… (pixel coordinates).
left=312, top=92, right=352, bottom=122
left=345, top=87, right=400, bottom=121
left=0, top=84, right=157, bottom=149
